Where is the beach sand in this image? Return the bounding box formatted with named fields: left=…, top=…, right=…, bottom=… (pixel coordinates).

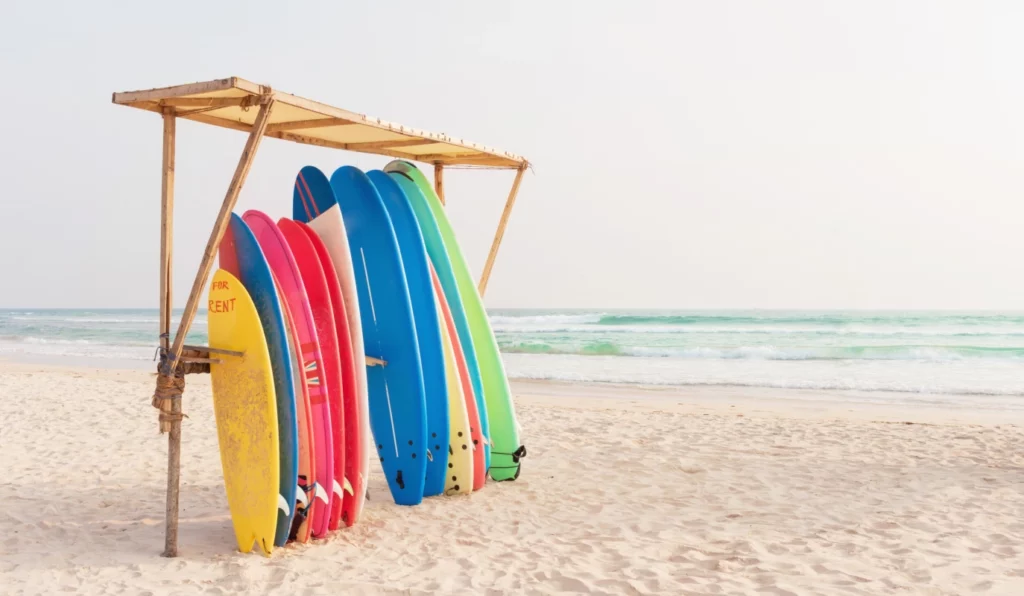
left=1, top=361, right=1022, bottom=595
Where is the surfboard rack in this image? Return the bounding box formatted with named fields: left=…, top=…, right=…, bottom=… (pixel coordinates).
left=113, top=76, right=530, bottom=558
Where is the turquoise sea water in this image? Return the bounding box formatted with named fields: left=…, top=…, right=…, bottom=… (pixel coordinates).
left=2, top=309, right=1024, bottom=408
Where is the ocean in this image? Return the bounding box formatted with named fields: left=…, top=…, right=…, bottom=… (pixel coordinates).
left=2, top=309, right=1023, bottom=409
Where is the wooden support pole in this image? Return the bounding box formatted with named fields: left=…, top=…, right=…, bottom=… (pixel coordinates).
left=434, top=164, right=445, bottom=206
left=159, top=110, right=175, bottom=354
left=477, top=165, right=526, bottom=297
left=158, top=109, right=179, bottom=558
left=160, top=97, right=274, bottom=558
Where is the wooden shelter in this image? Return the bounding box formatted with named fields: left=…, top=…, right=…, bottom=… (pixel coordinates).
left=111, top=77, right=529, bottom=557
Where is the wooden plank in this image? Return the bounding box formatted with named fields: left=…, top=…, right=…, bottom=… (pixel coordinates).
left=159, top=97, right=253, bottom=108
left=478, top=165, right=527, bottom=296
left=177, top=111, right=254, bottom=134
left=182, top=344, right=244, bottom=357
left=112, top=77, right=239, bottom=105
left=266, top=117, right=359, bottom=132
left=416, top=152, right=495, bottom=162
left=266, top=130, right=448, bottom=163
left=345, top=138, right=437, bottom=150
left=178, top=356, right=222, bottom=364
left=167, top=98, right=275, bottom=365
left=434, top=164, right=445, bottom=206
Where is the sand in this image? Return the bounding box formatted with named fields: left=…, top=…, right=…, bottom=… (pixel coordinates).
left=1, top=361, right=1022, bottom=595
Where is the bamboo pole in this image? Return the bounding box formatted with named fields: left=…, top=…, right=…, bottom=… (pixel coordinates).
left=158, top=109, right=179, bottom=558
left=477, top=165, right=526, bottom=296
left=159, top=109, right=175, bottom=354
left=434, top=164, right=445, bottom=206
left=160, top=97, right=274, bottom=558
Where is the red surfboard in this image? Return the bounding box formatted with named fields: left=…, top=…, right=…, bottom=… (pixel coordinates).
left=297, top=221, right=364, bottom=528
left=430, top=265, right=486, bottom=490
left=277, top=279, right=317, bottom=543
left=278, top=218, right=346, bottom=537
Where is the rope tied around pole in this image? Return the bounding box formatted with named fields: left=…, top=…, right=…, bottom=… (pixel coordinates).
left=152, top=370, right=185, bottom=433
left=151, top=347, right=212, bottom=433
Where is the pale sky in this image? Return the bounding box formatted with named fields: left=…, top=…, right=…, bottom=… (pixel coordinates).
left=2, top=1, right=1024, bottom=310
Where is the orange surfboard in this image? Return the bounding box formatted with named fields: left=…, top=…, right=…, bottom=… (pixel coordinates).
left=430, top=265, right=486, bottom=490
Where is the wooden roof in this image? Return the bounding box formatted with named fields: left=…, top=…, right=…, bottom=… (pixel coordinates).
left=112, top=77, right=526, bottom=169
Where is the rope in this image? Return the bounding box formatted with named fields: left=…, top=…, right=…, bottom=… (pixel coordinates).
left=490, top=445, right=527, bottom=463
left=487, top=445, right=527, bottom=480
left=151, top=369, right=186, bottom=433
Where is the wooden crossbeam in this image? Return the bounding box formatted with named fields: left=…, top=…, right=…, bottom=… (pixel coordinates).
left=344, top=138, right=437, bottom=150
left=182, top=344, right=244, bottom=357
left=159, top=97, right=254, bottom=108
left=266, top=117, right=359, bottom=133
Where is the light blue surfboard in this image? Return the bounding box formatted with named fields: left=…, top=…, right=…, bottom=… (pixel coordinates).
left=367, top=170, right=450, bottom=497
left=330, top=165, right=428, bottom=505
left=219, top=213, right=298, bottom=546
left=386, top=170, right=491, bottom=469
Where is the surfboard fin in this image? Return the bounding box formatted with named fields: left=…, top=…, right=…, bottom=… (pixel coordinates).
left=343, top=477, right=354, bottom=495
left=426, top=448, right=434, bottom=462
left=278, top=494, right=291, bottom=516
left=296, top=485, right=309, bottom=508
left=313, top=483, right=330, bottom=504
left=333, top=479, right=343, bottom=499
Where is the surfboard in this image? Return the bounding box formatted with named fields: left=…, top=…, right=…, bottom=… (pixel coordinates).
left=430, top=275, right=474, bottom=495
left=297, top=220, right=359, bottom=531
left=385, top=160, right=525, bottom=481
left=243, top=210, right=334, bottom=536
left=219, top=214, right=298, bottom=546
left=431, top=265, right=486, bottom=491
left=279, top=295, right=316, bottom=543
left=330, top=165, right=428, bottom=506
left=385, top=168, right=492, bottom=469
left=208, top=269, right=279, bottom=555
left=278, top=218, right=346, bottom=535
left=368, top=170, right=449, bottom=497
left=293, top=166, right=370, bottom=525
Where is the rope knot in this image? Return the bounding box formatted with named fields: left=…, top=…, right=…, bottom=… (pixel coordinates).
left=152, top=371, right=186, bottom=433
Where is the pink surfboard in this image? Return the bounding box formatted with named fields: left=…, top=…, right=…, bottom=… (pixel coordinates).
left=430, top=265, right=486, bottom=490
left=278, top=285, right=317, bottom=543
left=297, top=221, right=364, bottom=529
left=243, top=210, right=334, bottom=539
left=279, top=218, right=346, bottom=535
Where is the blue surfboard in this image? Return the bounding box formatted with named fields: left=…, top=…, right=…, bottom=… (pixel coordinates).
left=219, top=213, right=298, bottom=546
left=387, top=172, right=491, bottom=468
left=329, top=165, right=428, bottom=505
left=367, top=170, right=450, bottom=497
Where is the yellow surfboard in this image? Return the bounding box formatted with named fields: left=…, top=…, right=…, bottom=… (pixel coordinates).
left=438, top=302, right=473, bottom=495
left=208, top=269, right=280, bottom=555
